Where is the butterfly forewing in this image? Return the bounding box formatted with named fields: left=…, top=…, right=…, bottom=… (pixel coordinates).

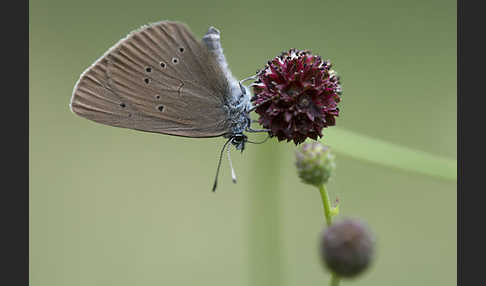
left=70, top=21, right=230, bottom=137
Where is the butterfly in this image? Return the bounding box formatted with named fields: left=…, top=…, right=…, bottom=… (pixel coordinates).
left=70, top=21, right=266, bottom=191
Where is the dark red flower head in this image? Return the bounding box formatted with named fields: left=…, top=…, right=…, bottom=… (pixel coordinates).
left=251, top=49, right=342, bottom=144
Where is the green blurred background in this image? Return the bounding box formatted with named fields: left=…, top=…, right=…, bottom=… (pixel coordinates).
left=30, top=0, right=456, bottom=285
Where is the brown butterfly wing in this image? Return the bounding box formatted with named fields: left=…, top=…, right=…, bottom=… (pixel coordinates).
left=70, top=21, right=231, bottom=138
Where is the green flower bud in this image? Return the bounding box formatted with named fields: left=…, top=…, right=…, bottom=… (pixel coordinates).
left=295, top=141, right=335, bottom=186
left=320, top=218, right=375, bottom=278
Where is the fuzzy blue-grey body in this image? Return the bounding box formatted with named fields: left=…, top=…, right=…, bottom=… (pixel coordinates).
left=202, top=27, right=252, bottom=151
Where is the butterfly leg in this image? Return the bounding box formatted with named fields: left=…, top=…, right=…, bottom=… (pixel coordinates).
left=247, top=134, right=271, bottom=144
left=239, top=82, right=247, bottom=96
left=246, top=127, right=270, bottom=133
left=239, top=75, right=257, bottom=86
left=239, top=75, right=258, bottom=95
left=248, top=94, right=281, bottom=113
left=248, top=99, right=270, bottom=112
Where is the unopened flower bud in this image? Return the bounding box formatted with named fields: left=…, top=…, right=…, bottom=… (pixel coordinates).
left=320, top=218, right=375, bottom=278
left=295, top=142, right=335, bottom=186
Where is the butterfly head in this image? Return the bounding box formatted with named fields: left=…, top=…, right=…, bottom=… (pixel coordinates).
left=230, top=133, right=248, bottom=152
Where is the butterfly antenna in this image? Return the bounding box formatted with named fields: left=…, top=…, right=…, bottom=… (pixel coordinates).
left=227, top=144, right=237, bottom=184
left=212, top=138, right=233, bottom=192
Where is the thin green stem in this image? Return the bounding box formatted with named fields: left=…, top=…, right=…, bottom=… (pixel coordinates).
left=318, top=184, right=340, bottom=286
left=330, top=273, right=340, bottom=286
left=318, top=184, right=333, bottom=226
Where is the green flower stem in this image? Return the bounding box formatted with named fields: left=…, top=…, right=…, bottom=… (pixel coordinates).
left=330, top=274, right=340, bottom=286
left=318, top=183, right=340, bottom=286
left=318, top=184, right=334, bottom=226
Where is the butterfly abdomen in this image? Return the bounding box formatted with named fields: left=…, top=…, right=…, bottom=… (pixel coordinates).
left=202, top=26, right=251, bottom=137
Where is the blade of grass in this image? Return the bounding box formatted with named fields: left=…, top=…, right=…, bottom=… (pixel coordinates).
left=321, top=128, right=456, bottom=181
left=249, top=140, right=284, bottom=286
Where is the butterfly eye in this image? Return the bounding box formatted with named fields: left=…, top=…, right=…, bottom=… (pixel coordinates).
left=145, top=67, right=152, bottom=73
left=160, top=62, right=166, bottom=68
left=155, top=95, right=161, bottom=100
left=179, top=47, right=184, bottom=53
left=144, top=78, right=150, bottom=84
left=120, top=103, right=126, bottom=108
left=157, top=105, right=164, bottom=112
left=172, top=57, right=179, bottom=64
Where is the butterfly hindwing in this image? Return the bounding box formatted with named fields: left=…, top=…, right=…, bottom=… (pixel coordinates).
left=70, top=21, right=231, bottom=137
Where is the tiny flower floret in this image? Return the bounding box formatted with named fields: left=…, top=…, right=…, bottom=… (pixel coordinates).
left=251, top=49, right=342, bottom=144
